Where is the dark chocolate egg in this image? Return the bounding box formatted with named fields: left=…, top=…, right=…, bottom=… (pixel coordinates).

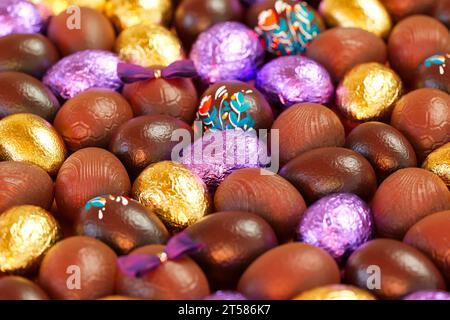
left=0, top=276, right=49, bottom=300
left=237, top=243, right=340, bottom=300
left=122, top=77, right=198, bottom=123
left=0, top=33, right=59, bottom=78
left=116, top=244, right=210, bottom=300
left=434, top=0, right=450, bottom=28
left=185, top=211, right=278, bottom=289
left=391, top=88, right=450, bottom=162
left=0, top=161, right=53, bottom=214
left=110, top=115, right=193, bottom=177
left=404, top=210, right=450, bottom=285
left=279, top=147, right=377, bottom=203
left=55, top=148, right=131, bottom=222
left=0, top=72, right=60, bottom=121
left=388, top=15, right=450, bottom=86
left=306, top=27, right=387, bottom=84
left=53, top=89, right=133, bottom=152
left=47, top=7, right=116, bottom=56
left=345, top=122, right=417, bottom=182
left=77, top=195, right=169, bottom=254
left=271, top=103, right=345, bottom=165
left=380, top=0, right=435, bottom=21
left=414, top=53, right=450, bottom=94
left=345, top=239, right=446, bottom=299
left=38, top=236, right=117, bottom=300
left=214, top=169, right=306, bottom=242
left=372, top=168, right=450, bottom=239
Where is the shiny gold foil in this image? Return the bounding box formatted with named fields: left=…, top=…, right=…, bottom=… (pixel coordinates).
left=0, top=114, right=67, bottom=176
left=115, top=23, right=183, bottom=68
left=30, top=0, right=106, bottom=15
left=132, top=161, right=210, bottom=230
left=320, top=0, right=392, bottom=38
left=423, top=143, right=450, bottom=188
left=293, top=285, right=377, bottom=300
left=337, top=63, right=403, bottom=122
left=0, top=205, right=62, bottom=274
left=105, top=0, right=172, bottom=31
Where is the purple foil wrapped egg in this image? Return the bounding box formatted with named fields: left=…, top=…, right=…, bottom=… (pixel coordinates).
left=297, top=193, right=373, bottom=261
left=189, top=22, right=264, bottom=84
left=43, top=50, right=123, bottom=100
left=403, top=291, right=450, bottom=300
left=255, top=55, right=334, bottom=108
left=204, top=291, right=248, bottom=300
left=0, top=0, right=44, bottom=37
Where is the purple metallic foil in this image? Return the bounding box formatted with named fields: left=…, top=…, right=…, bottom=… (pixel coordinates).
left=297, top=193, right=373, bottom=262
left=0, top=0, right=44, bottom=37
left=255, top=55, right=334, bottom=108
left=403, top=291, right=450, bottom=300
left=204, top=291, right=248, bottom=300
left=43, top=50, right=123, bottom=100
left=189, top=22, right=264, bottom=84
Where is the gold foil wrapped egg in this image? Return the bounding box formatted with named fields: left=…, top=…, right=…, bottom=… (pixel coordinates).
left=0, top=114, right=67, bottom=176
left=320, top=0, right=392, bottom=38
left=115, top=23, right=183, bottom=68
left=423, top=143, right=450, bottom=188
left=0, top=205, right=62, bottom=274
left=105, top=0, right=172, bottom=31
left=30, top=0, right=106, bottom=15
left=132, top=161, right=211, bottom=230
left=336, top=63, right=403, bottom=122
left=293, top=285, right=377, bottom=300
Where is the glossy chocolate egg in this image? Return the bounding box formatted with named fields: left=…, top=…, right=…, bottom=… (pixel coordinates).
left=39, top=236, right=117, bottom=300
left=380, top=0, right=435, bottom=21
left=434, top=0, right=450, bottom=28
left=388, top=15, right=450, bottom=86
left=404, top=210, right=450, bottom=285
left=414, top=53, right=450, bottom=94
left=0, top=33, right=59, bottom=78
left=48, top=7, right=115, bottom=56
left=55, top=148, right=131, bottom=222
left=0, top=72, right=60, bottom=121
left=122, top=77, right=197, bottom=124
left=345, top=122, right=417, bottom=182
left=214, top=169, right=306, bottom=242
left=0, top=161, right=53, bottom=214
left=116, top=244, right=210, bottom=300
left=0, top=276, right=49, bottom=300
left=110, top=115, right=193, bottom=177
left=54, top=89, right=133, bottom=152
left=391, top=88, right=450, bottom=162
left=237, top=243, right=340, bottom=300
left=185, top=211, right=278, bottom=289
left=271, top=103, right=345, bottom=165
left=77, top=195, right=169, bottom=255
left=306, top=27, right=387, bottom=84
left=372, top=168, right=450, bottom=239
left=345, top=239, right=446, bottom=299
left=279, top=147, right=377, bottom=203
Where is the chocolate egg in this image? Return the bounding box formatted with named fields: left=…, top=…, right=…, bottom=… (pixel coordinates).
left=53, top=89, right=133, bottom=152
left=55, top=147, right=131, bottom=222
left=237, top=243, right=340, bottom=299
left=110, top=115, right=193, bottom=177
left=0, top=276, right=49, bottom=300
left=30, top=0, right=106, bottom=15
left=0, top=72, right=60, bottom=121
left=197, top=81, right=273, bottom=132
left=214, top=169, right=306, bottom=242
left=380, top=0, right=435, bottom=21
left=345, top=239, right=446, bottom=299
left=47, top=7, right=115, bottom=56
left=345, top=122, right=417, bottom=182
left=0, top=34, right=59, bottom=78
left=306, top=27, right=387, bottom=84
left=434, top=0, right=450, bottom=28
left=422, top=143, right=450, bottom=188
left=414, top=53, right=450, bottom=93
left=77, top=195, right=169, bottom=255
left=388, top=15, right=450, bottom=86
left=372, top=168, right=450, bottom=239
left=122, top=77, right=198, bottom=123
left=391, top=88, right=450, bottom=162
left=271, top=103, right=345, bottom=165
left=0, top=161, right=53, bottom=214
left=404, top=210, right=450, bottom=285
left=116, top=244, right=210, bottom=300
left=293, top=284, right=376, bottom=300
left=279, top=147, right=377, bottom=203
left=38, top=236, right=117, bottom=300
